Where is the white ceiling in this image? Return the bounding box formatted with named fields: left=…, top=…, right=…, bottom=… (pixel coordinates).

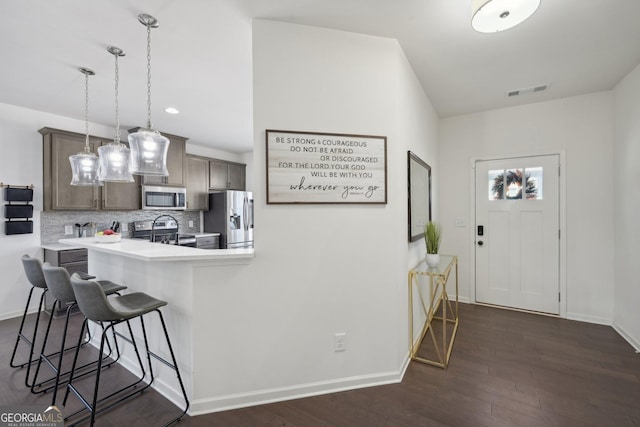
left=2, top=0, right=640, bottom=153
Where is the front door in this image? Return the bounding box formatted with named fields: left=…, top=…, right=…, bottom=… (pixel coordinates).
left=475, top=155, right=560, bottom=314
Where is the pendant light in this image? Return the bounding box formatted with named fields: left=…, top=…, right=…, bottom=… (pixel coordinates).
left=471, top=0, right=540, bottom=33
left=69, top=68, right=102, bottom=186
left=98, top=46, right=134, bottom=182
left=128, top=13, right=170, bottom=176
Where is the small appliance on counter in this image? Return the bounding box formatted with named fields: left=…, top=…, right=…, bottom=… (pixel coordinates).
left=131, top=219, right=196, bottom=247
left=203, top=190, right=253, bottom=249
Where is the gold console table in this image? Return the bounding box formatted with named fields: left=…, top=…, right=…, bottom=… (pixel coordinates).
left=409, top=255, right=459, bottom=368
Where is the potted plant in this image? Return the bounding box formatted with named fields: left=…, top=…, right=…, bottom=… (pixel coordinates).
left=424, top=221, right=442, bottom=268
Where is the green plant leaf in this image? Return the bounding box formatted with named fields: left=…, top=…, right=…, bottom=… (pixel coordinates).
left=424, top=221, right=442, bottom=254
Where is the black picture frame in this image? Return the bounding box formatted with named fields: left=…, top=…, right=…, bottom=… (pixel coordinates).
left=408, top=151, right=432, bottom=242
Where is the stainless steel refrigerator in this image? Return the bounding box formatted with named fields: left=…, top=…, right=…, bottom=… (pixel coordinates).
left=204, top=190, right=254, bottom=248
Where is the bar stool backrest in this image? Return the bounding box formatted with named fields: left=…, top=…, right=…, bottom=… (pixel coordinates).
left=41, top=263, right=76, bottom=304
left=21, top=255, right=47, bottom=289
left=70, top=275, right=120, bottom=322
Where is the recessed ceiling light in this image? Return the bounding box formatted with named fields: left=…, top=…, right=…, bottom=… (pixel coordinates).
left=165, top=107, right=180, bottom=114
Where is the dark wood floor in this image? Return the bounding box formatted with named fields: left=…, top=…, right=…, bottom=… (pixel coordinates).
left=2, top=303, right=639, bottom=426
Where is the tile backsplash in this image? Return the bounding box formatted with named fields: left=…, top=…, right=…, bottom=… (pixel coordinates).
left=41, top=210, right=200, bottom=244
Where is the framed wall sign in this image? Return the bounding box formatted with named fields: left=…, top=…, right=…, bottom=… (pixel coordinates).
left=266, top=130, right=387, bottom=204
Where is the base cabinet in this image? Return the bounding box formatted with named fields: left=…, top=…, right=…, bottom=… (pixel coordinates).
left=43, top=247, right=89, bottom=317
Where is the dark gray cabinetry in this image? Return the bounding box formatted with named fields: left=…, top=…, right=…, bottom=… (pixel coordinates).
left=40, top=128, right=140, bottom=211
left=185, top=155, right=210, bottom=210
left=209, top=159, right=246, bottom=190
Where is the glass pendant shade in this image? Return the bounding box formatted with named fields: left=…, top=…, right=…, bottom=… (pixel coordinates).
left=70, top=67, right=102, bottom=186
left=69, top=150, right=102, bottom=186
left=472, top=0, right=540, bottom=33
left=128, top=129, right=170, bottom=176
left=98, top=143, right=134, bottom=182
left=99, top=45, right=134, bottom=182
left=129, top=14, right=170, bottom=177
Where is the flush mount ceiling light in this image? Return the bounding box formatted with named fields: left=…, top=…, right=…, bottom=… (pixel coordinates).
left=128, top=13, right=170, bottom=176
left=98, top=46, right=134, bottom=183
left=472, top=0, right=541, bottom=33
left=164, top=107, right=179, bottom=114
left=69, top=67, right=102, bottom=186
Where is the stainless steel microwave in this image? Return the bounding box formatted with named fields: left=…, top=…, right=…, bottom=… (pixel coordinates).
left=141, top=185, right=187, bottom=210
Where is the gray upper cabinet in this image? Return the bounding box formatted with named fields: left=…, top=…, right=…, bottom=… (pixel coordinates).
left=41, top=128, right=100, bottom=211
left=40, top=128, right=140, bottom=211
left=209, top=159, right=246, bottom=190
left=134, top=129, right=186, bottom=187
left=185, top=155, right=210, bottom=210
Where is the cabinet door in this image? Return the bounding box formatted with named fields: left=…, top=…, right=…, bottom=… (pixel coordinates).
left=100, top=141, right=141, bottom=210
left=102, top=179, right=141, bottom=210
left=185, top=156, right=209, bottom=210
left=42, top=129, right=99, bottom=210
left=227, top=163, right=246, bottom=190
left=141, top=134, right=186, bottom=186
left=209, top=159, right=228, bottom=189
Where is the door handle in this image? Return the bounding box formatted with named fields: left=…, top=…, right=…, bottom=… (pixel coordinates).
left=477, top=241, right=484, bottom=246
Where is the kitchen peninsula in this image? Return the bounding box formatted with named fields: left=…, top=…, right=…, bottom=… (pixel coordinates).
left=58, top=237, right=254, bottom=413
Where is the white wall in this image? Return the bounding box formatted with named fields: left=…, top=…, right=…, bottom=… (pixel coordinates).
left=439, top=92, right=615, bottom=324
left=0, top=103, right=112, bottom=320
left=613, top=63, right=640, bottom=350
left=188, top=20, right=439, bottom=414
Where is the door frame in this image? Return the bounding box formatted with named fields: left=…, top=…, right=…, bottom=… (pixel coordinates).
left=467, top=150, right=567, bottom=318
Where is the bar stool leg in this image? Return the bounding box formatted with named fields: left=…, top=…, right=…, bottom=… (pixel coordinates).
left=22, top=290, right=48, bottom=388
left=64, top=320, right=149, bottom=426
left=155, top=310, right=190, bottom=423
left=9, top=287, right=37, bottom=368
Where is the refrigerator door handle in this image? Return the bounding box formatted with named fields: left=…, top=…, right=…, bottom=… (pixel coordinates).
left=243, top=195, right=249, bottom=231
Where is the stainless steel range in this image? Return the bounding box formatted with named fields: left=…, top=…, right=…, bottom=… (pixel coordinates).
left=131, top=218, right=197, bottom=247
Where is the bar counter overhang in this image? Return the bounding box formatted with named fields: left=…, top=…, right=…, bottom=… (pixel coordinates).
left=59, top=237, right=254, bottom=415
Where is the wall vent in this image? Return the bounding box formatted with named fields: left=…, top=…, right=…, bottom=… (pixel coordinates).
left=506, top=83, right=549, bottom=97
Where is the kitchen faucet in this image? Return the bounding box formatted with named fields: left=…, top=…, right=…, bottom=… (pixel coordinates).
left=151, top=214, right=180, bottom=245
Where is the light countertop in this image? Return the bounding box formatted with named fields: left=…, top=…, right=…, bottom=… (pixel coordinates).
left=58, top=237, right=253, bottom=262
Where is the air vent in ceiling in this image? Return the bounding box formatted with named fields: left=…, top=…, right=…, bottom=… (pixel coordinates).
left=507, top=84, right=549, bottom=97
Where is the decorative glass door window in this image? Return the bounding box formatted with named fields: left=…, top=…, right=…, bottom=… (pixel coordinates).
left=488, top=167, right=543, bottom=200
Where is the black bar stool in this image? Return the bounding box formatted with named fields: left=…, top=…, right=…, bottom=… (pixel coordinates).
left=30, top=264, right=127, bottom=404
left=64, top=275, right=189, bottom=426
left=10, top=255, right=50, bottom=388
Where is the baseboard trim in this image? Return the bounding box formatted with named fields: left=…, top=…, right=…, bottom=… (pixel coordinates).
left=566, top=312, right=612, bottom=326
left=189, top=368, right=403, bottom=416
left=0, top=308, right=38, bottom=322
left=612, top=323, right=640, bottom=353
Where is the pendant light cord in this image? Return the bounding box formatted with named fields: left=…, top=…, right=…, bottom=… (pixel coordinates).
left=146, top=23, right=153, bottom=130
left=114, top=52, right=121, bottom=145
left=83, top=71, right=91, bottom=152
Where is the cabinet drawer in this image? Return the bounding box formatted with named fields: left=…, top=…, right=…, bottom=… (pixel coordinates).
left=63, top=262, right=89, bottom=276
left=196, top=235, right=219, bottom=249
left=58, top=249, right=88, bottom=264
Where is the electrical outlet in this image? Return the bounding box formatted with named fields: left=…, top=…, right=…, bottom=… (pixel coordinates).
left=455, top=218, right=465, bottom=227
left=188, top=220, right=194, bottom=228
left=334, top=333, right=347, bottom=352
left=120, top=223, right=128, bottom=232
left=64, top=225, right=73, bottom=235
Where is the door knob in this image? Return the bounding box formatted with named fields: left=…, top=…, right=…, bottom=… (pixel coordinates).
left=477, top=240, right=484, bottom=246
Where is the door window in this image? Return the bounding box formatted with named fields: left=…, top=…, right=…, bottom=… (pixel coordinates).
left=488, top=167, right=543, bottom=200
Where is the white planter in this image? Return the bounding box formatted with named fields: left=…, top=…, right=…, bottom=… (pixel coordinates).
left=426, top=253, right=440, bottom=268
